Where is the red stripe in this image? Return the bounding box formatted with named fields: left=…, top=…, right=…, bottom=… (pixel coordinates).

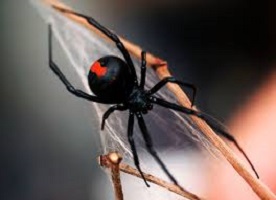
left=90, top=61, right=107, bottom=77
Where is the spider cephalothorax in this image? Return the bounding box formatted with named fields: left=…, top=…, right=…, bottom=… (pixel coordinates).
left=127, top=87, right=153, bottom=113
left=48, top=6, right=259, bottom=188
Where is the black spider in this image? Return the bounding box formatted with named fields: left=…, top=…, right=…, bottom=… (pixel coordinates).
left=48, top=7, right=259, bottom=187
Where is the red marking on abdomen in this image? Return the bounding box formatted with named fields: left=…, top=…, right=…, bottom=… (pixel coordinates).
left=90, top=61, right=107, bottom=77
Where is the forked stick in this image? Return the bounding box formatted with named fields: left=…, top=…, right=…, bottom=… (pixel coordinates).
left=43, top=0, right=276, bottom=199
left=99, top=153, right=124, bottom=200
left=99, top=152, right=203, bottom=200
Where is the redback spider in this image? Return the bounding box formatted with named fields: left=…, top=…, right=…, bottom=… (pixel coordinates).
left=48, top=7, right=259, bottom=188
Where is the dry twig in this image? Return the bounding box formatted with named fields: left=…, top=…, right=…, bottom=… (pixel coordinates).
left=43, top=0, right=276, bottom=199
left=99, top=153, right=124, bottom=200
left=99, top=152, right=203, bottom=200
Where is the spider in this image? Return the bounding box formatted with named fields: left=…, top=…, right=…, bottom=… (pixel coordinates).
left=48, top=7, right=259, bottom=187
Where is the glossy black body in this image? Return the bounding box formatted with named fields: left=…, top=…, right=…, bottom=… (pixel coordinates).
left=88, top=56, right=135, bottom=103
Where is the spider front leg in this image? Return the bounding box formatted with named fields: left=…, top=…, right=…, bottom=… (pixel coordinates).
left=135, top=112, right=180, bottom=186
left=148, top=77, right=197, bottom=106
left=101, top=105, right=127, bottom=130
left=150, top=96, right=259, bottom=178
left=128, top=112, right=150, bottom=187
left=48, top=25, right=106, bottom=103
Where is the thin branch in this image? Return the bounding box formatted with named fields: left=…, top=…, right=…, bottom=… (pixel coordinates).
left=99, top=152, right=204, bottom=200
left=43, top=0, right=276, bottom=199
left=99, top=153, right=124, bottom=200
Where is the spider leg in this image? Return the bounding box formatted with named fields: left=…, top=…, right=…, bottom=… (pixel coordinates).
left=150, top=96, right=259, bottom=178
left=148, top=77, right=197, bottom=106
left=198, top=112, right=260, bottom=179
left=135, top=112, right=180, bottom=186
left=53, top=6, right=138, bottom=84
left=128, top=112, right=150, bottom=187
left=140, top=51, right=146, bottom=89
left=101, top=105, right=127, bottom=130
left=48, top=25, right=108, bottom=104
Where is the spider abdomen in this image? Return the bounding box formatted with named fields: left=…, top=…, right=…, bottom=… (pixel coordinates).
left=88, top=56, right=134, bottom=103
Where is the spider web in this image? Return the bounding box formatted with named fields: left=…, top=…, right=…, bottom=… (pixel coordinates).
left=31, top=0, right=220, bottom=199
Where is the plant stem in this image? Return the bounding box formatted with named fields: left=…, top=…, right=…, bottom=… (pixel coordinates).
left=99, top=152, right=204, bottom=200
left=99, top=153, right=124, bottom=200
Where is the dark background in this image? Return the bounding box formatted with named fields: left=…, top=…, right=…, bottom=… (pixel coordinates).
left=1, top=0, right=275, bottom=199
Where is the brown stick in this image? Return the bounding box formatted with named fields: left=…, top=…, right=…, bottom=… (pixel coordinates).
left=119, top=163, right=204, bottom=200
left=43, top=1, right=276, bottom=199
left=99, top=153, right=124, bottom=200
left=99, top=152, right=203, bottom=200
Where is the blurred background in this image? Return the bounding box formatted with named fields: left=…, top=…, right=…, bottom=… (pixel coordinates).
left=0, top=0, right=275, bottom=199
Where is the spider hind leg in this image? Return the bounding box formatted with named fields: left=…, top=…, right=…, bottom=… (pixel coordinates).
left=148, top=77, right=197, bottom=106
left=48, top=24, right=105, bottom=103
left=53, top=6, right=138, bottom=84
left=139, top=51, right=147, bottom=89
